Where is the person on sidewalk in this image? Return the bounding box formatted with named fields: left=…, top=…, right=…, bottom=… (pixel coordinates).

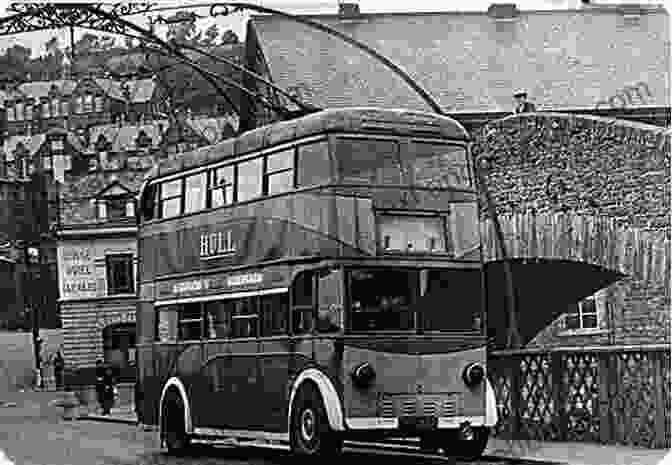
left=101, top=364, right=116, bottom=415
left=95, top=359, right=105, bottom=414
left=513, top=90, right=536, bottom=114
left=52, top=348, right=65, bottom=391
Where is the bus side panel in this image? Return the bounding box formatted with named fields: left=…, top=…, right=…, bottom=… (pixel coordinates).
left=137, top=345, right=160, bottom=426
left=258, top=338, right=297, bottom=432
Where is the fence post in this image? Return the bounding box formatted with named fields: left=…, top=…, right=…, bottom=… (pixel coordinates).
left=598, top=351, right=613, bottom=444
left=652, top=350, right=667, bottom=448
left=551, top=352, right=567, bottom=441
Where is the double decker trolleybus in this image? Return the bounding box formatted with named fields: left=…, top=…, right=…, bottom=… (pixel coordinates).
left=135, top=107, right=498, bottom=458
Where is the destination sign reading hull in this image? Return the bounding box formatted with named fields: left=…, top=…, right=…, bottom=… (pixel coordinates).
left=200, top=230, right=236, bottom=259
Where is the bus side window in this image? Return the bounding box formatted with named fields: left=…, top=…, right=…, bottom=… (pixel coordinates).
left=156, top=306, right=178, bottom=343
left=231, top=297, right=258, bottom=338
left=291, top=271, right=314, bottom=335
left=317, top=268, right=343, bottom=333
left=205, top=300, right=233, bottom=339
left=140, top=184, right=157, bottom=221
left=261, top=293, right=289, bottom=337
left=178, top=303, right=202, bottom=341
left=297, top=141, right=332, bottom=187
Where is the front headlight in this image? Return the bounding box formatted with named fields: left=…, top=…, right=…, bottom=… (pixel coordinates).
left=462, top=362, right=485, bottom=388
left=351, top=362, right=376, bottom=389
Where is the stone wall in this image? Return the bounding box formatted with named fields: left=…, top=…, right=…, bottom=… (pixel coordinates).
left=472, top=113, right=670, bottom=347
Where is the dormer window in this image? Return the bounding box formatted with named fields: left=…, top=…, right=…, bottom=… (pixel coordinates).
left=50, top=139, right=64, bottom=153
left=25, top=104, right=33, bottom=120
left=15, top=102, right=24, bottom=121
left=84, top=94, right=94, bottom=113
left=51, top=98, right=60, bottom=117
left=42, top=101, right=50, bottom=118
left=94, top=95, right=104, bottom=113
left=106, top=196, right=127, bottom=219
left=136, top=130, right=152, bottom=148
left=96, top=182, right=135, bottom=221
left=7, top=105, right=15, bottom=121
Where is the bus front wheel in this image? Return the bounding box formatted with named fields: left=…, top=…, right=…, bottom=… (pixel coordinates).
left=290, top=384, right=342, bottom=456
left=162, top=393, right=191, bottom=456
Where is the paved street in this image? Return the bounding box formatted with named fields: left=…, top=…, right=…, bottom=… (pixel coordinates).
left=0, top=391, right=563, bottom=465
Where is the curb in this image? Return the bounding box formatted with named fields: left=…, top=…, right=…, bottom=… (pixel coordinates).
left=77, top=414, right=138, bottom=425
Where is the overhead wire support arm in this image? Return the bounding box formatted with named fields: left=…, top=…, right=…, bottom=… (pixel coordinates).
left=163, top=39, right=320, bottom=115
left=140, top=42, right=293, bottom=118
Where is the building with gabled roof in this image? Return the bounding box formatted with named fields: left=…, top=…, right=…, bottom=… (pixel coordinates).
left=245, top=2, right=670, bottom=130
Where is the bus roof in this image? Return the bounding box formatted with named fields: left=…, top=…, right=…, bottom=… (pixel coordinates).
left=144, top=107, right=469, bottom=182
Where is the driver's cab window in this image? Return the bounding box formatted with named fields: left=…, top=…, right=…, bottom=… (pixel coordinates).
left=316, top=268, right=344, bottom=333
left=291, top=271, right=314, bottom=335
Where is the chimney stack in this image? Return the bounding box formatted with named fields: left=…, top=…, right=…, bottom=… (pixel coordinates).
left=338, top=2, right=361, bottom=19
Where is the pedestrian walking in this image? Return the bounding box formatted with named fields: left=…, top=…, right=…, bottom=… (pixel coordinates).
left=513, top=90, right=536, bottom=113
left=52, top=348, right=65, bottom=390
left=95, top=359, right=105, bottom=414
left=101, top=363, right=116, bottom=415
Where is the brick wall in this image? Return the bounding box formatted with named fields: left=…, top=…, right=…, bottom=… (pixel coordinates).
left=472, top=113, right=670, bottom=347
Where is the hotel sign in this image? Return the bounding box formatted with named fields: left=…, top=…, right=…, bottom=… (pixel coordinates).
left=59, top=245, right=97, bottom=299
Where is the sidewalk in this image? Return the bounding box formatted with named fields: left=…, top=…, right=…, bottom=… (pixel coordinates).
left=78, top=406, right=670, bottom=465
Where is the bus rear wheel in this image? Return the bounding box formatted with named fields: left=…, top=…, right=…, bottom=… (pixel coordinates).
left=290, top=384, right=342, bottom=457
left=444, top=426, right=490, bottom=460
left=162, top=394, right=191, bottom=456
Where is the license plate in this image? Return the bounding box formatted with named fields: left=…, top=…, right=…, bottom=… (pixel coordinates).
left=399, top=416, right=437, bottom=431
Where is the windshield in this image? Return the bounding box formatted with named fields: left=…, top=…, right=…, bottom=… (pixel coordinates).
left=334, top=138, right=471, bottom=189
left=348, top=268, right=483, bottom=333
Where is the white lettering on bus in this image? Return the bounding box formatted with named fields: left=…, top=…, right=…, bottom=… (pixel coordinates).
left=226, top=273, right=263, bottom=287
left=172, top=279, right=210, bottom=294
left=200, top=230, right=236, bottom=258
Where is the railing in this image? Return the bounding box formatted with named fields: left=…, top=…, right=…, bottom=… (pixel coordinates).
left=489, top=344, right=670, bottom=449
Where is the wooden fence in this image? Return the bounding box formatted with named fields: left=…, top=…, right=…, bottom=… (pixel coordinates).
left=489, top=344, right=670, bottom=449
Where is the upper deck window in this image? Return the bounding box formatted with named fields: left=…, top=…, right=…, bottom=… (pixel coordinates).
left=379, top=215, right=446, bottom=253
left=265, top=149, right=294, bottom=195
left=160, top=179, right=183, bottom=218
left=297, top=141, right=331, bottom=187
left=335, top=138, right=402, bottom=184
left=412, top=142, right=471, bottom=189
left=209, top=165, right=234, bottom=207
left=184, top=172, right=207, bottom=214
left=237, top=157, right=263, bottom=202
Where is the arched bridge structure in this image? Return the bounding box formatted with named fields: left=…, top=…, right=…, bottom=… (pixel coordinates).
left=474, top=113, right=670, bottom=348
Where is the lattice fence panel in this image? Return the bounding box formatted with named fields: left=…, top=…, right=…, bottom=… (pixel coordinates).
left=488, top=356, right=514, bottom=437
left=661, top=350, right=670, bottom=448
left=611, top=351, right=658, bottom=447
left=518, top=354, right=559, bottom=441
left=563, top=352, right=600, bottom=442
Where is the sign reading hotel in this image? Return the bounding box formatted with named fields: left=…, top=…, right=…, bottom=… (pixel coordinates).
left=59, top=245, right=97, bottom=299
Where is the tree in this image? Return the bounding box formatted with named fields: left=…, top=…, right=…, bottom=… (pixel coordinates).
left=99, top=36, right=116, bottom=51
left=220, top=30, right=239, bottom=45
left=124, top=36, right=135, bottom=49
left=202, top=24, right=220, bottom=47
left=166, top=11, right=198, bottom=44
left=75, top=33, right=100, bottom=56
left=43, top=37, right=64, bottom=80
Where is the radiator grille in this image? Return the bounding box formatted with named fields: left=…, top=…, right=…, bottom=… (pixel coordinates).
left=378, top=394, right=459, bottom=418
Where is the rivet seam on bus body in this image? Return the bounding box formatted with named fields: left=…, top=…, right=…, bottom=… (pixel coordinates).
left=159, top=377, right=193, bottom=434
left=484, top=378, right=499, bottom=427
left=288, top=368, right=344, bottom=431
